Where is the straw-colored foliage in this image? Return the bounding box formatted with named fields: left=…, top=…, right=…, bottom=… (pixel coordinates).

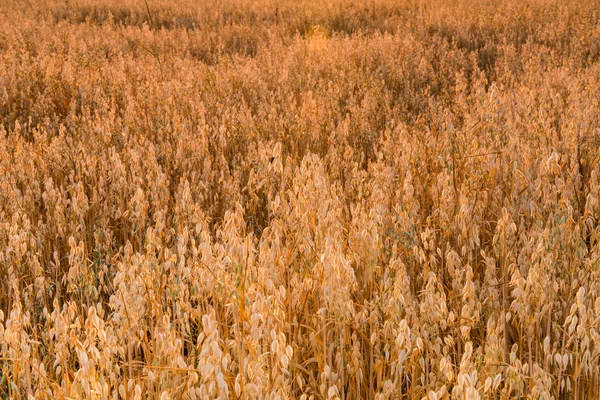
left=1, top=0, right=600, bottom=398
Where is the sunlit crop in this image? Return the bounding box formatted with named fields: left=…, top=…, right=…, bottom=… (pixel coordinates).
left=1, top=0, right=600, bottom=398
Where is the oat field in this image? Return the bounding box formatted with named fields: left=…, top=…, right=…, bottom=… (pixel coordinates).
left=1, top=0, right=600, bottom=398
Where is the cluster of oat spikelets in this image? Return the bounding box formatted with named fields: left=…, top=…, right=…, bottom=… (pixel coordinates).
left=1, top=0, right=600, bottom=398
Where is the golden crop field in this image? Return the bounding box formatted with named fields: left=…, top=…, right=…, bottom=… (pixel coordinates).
left=1, top=0, right=600, bottom=398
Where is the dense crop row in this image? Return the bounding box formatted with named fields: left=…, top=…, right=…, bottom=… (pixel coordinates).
left=1, top=0, right=600, bottom=398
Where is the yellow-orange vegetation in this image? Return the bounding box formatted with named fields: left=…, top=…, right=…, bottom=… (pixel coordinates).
left=1, top=0, right=600, bottom=398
